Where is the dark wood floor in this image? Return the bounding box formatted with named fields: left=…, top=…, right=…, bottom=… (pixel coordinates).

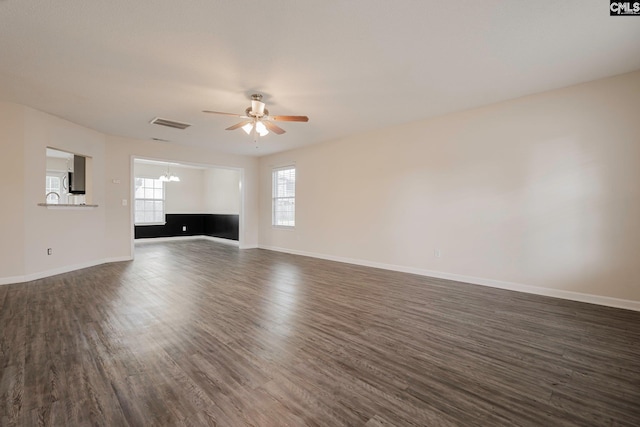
left=1, top=240, right=640, bottom=426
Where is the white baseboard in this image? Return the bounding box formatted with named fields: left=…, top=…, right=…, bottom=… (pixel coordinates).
left=103, top=256, right=134, bottom=263
left=0, top=256, right=133, bottom=286
left=0, top=274, right=26, bottom=286
left=135, top=235, right=239, bottom=247
left=258, top=245, right=640, bottom=312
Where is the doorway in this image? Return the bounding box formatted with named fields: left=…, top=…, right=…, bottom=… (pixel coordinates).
left=131, top=157, right=244, bottom=253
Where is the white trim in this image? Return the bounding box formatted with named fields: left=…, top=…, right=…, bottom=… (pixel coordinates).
left=103, top=256, right=134, bottom=263
left=37, top=204, right=98, bottom=209
left=238, top=168, right=246, bottom=251
left=135, top=235, right=239, bottom=247
left=130, top=155, right=136, bottom=261
left=258, top=245, right=640, bottom=312
left=0, top=275, right=26, bottom=286
left=0, top=256, right=133, bottom=286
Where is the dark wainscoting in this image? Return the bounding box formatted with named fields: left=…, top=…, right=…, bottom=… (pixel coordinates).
left=135, top=214, right=239, bottom=241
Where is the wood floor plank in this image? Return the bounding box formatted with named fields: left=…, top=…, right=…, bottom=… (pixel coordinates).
left=364, top=415, right=395, bottom=427
left=1, top=239, right=639, bottom=426
left=0, top=287, right=27, bottom=426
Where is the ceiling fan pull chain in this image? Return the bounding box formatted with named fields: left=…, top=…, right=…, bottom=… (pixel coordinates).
left=254, top=121, right=260, bottom=148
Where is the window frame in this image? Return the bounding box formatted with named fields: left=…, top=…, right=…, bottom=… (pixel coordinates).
left=272, top=165, right=296, bottom=229
left=134, top=177, right=166, bottom=226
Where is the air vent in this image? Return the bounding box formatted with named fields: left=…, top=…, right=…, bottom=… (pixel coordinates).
left=150, top=117, right=191, bottom=130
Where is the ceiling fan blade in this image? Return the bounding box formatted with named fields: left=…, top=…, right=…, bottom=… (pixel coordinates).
left=263, top=120, right=286, bottom=135
left=226, top=120, right=252, bottom=131
left=203, top=110, right=247, bottom=118
left=270, top=115, right=309, bottom=122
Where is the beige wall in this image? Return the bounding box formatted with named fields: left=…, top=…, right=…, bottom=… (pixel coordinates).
left=204, top=168, right=241, bottom=215
left=259, top=71, right=640, bottom=304
left=132, top=162, right=241, bottom=215
left=0, top=103, right=26, bottom=279
left=24, top=107, right=107, bottom=276
left=134, top=163, right=207, bottom=214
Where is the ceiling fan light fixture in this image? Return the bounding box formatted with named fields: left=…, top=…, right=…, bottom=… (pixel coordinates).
left=255, top=121, right=269, bottom=136
left=242, top=123, right=253, bottom=135
left=251, top=100, right=266, bottom=116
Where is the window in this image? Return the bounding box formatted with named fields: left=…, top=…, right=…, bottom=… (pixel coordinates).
left=134, top=178, right=165, bottom=224
left=272, top=166, right=295, bottom=227
left=45, top=175, right=61, bottom=204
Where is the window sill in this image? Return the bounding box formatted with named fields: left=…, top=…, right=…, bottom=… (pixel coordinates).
left=272, top=225, right=295, bottom=230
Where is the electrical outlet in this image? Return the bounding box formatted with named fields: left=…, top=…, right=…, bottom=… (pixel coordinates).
left=47, top=248, right=52, bottom=255
left=182, top=226, right=187, bottom=232
left=434, top=249, right=442, bottom=258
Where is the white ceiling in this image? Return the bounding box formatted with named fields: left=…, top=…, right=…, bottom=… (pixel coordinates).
left=1, top=1, right=639, bottom=157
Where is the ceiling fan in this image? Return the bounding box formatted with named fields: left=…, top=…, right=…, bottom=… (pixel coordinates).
left=203, top=94, right=309, bottom=137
